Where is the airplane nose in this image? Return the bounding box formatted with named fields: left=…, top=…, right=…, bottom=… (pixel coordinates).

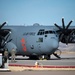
left=52, top=39, right=59, bottom=49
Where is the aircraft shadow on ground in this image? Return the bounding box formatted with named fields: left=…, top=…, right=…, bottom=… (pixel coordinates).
left=9, top=57, right=75, bottom=60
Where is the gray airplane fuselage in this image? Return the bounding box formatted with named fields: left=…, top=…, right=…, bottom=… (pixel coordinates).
left=3, top=25, right=59, bottom=56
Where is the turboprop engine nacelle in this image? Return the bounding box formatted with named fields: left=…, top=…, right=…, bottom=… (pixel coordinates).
left=5, top=42, right=17, bottom=54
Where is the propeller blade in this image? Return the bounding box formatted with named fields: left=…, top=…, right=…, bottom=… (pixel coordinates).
left=0, top=33, right=10, bottom=47
left=53, top=53, right=61, bottom=59
left=2, top=39, right=12, bottom=47
left=0, top=22, right=6, bottom=29
left=66, top=30, right=75, bottom=44
left=66, top=20, right=73, bottom=29
left=54, top=23, right=62, bottom=30
left=65, top=37, right=68, bottom=45
left=59, top=34, right=64, bottom=41
left=0, top=35, right=5, bottom=41
left=5, top=33, right=10, bottom=41
left=62, top=18, right=65, bottom=29
left=7, top=39, right=12, bottom=43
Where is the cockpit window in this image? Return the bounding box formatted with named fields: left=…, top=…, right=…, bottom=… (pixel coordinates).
left=37, top=29, right=45, bottom=35
left=37, top=29, right=56, bottom=35
left=45, top=31, right=48, bottom=34
left=37, top=32, right=44, bottom=35
left=49, top=31, right=55, bottom=34
left=49, top=31, right=53, bottom=33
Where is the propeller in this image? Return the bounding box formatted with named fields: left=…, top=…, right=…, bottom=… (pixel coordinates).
left=0, top=22, right=7, bottom=47
left=54, top=18, right=73, bottom=44
left=0, top=22, right=12, bottom=49
left=0, top=22, right=6, bottom=29
left=1, top=32, right=12, bottom=48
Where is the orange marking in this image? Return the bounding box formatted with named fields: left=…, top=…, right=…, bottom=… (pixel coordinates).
left=21, top=38, right=26, bottom=43
left=21, top=38, right=26, bottom=52
left=23, top=46, right=26, bottom=51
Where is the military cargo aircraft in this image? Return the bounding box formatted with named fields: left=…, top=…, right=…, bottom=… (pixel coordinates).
left=0, top=18, right=75, bottom=60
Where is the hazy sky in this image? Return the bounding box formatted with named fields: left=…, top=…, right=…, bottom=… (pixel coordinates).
left=0, top=0, right=75, bottom=26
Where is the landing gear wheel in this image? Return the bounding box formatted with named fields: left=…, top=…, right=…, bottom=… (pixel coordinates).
left=39, top=55, right=50, bottom=60
left=29, top=55, right=38, bottom=60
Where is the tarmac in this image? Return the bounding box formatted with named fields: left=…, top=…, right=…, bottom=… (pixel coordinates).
left=0, top=71, right=75, bottom=75
left=0, top=51, right=75, bottom=72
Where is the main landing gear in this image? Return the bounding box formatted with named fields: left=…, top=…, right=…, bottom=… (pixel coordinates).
left=29, top=49, right=61, bottom=60
left=29, top=55, right=50, bottom=60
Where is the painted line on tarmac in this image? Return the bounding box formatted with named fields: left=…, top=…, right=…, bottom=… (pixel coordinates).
left=9, top=64, right=75, bottom=68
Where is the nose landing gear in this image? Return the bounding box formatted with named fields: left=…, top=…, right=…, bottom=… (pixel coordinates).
left=39, top=55, right=50, bottom=60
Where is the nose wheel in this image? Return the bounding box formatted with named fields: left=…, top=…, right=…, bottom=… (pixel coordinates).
left=39, top=55, right=50, bottom=60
